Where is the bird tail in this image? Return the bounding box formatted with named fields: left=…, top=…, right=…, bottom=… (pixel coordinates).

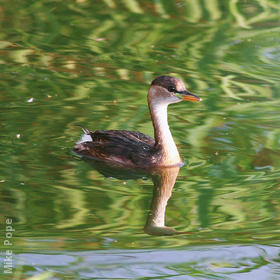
left=75, top=125, right=91, bottom=135
left=81, top=127, right=91, bottom=135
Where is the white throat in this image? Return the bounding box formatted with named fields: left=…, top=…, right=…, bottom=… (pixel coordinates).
left=150, top=101, right=181, bottom=165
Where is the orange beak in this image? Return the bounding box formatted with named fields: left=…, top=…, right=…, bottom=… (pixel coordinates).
left=180, top=90, right=201, bottom=102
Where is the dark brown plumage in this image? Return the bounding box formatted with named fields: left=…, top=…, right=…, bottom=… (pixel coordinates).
left=73, top=129, right=162, bottom=167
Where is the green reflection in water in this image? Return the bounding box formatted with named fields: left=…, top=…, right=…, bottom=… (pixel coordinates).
left=0, top=0, right=280, bottom=279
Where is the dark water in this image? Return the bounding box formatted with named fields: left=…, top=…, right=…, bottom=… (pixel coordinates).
left=1, top=0, right=280, bottom=279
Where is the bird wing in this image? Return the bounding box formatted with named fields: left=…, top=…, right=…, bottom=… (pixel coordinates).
left=92, top=130, right=155, bottom=146
left=73, top=129, right=158, bottom=167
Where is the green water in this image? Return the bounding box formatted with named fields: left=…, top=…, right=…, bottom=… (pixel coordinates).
left=1, top=0, right=280, bottom=279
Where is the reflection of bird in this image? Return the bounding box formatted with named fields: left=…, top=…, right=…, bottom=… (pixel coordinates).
left=145, top=166, right=180, bottom=236
left=73, top=76, right=201, bottom=168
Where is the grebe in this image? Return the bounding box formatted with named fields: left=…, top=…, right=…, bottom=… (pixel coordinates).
left=73, top=75, right=201, bottom=168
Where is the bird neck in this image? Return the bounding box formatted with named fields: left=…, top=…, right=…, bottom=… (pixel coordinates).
left=149, top=101, right=181, bottom=166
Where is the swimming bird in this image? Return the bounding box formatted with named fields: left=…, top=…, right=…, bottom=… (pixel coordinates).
left=73, top=75, right=201, bottom=168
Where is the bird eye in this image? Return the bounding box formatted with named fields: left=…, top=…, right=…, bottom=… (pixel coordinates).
left=168, top=86, right=176, bottom=92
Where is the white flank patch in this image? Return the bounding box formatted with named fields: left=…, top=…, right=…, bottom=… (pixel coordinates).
left=77, top=133, right=92, bottom=143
